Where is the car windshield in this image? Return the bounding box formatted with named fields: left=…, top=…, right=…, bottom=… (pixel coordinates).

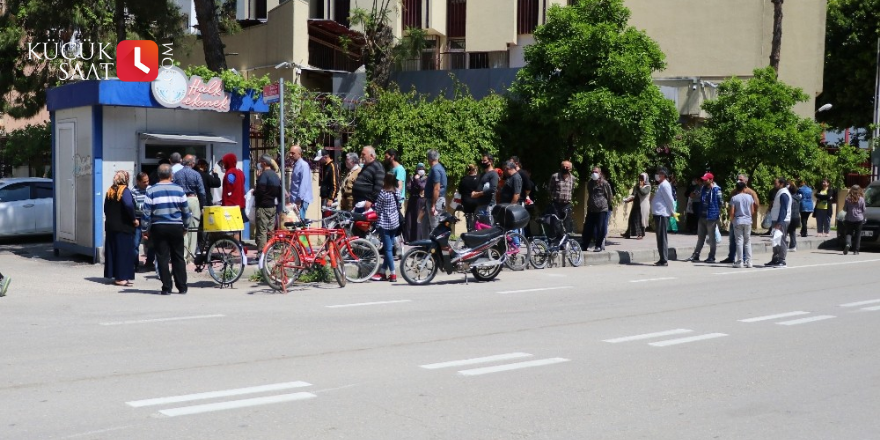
left=866, top=186, right=880, bottom=207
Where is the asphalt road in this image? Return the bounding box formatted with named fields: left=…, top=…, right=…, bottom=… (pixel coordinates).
left=1, top=242, right=878, bottom=439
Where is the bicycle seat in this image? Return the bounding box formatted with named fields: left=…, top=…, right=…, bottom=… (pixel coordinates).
left=459, top=226, right=505, bottom=248
left=284, top=220, right=311, bottom=229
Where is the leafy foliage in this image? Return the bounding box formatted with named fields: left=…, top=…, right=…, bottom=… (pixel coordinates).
left=508, top=0, right=679, bottom=198
left=690, top=67, right=867, bottom=196
left=183, top=65, right=271, bottom=96
left=2, top=121, right=51, bottom=175
left=817, top=0, right=880, bottom=130
left=350, top=84, right=505, bottom=185
left=348, top=0, right=397, bottom=94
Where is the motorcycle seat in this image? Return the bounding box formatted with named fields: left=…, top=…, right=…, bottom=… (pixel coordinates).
left=460, top=226, right=505, bottom=248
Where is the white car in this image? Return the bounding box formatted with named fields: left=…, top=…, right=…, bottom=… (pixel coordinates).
left=0, top=177, right=53, bottom=237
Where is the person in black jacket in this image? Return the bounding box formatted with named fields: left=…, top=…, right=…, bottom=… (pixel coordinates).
left=254, top=154, right=283, bottom=253
left=316, top=149, right=339, bottom=207
left=470, top=153, right=499, bottom=223
left=104, top=170, right=138, bottom=287
left=457, top=164, right=481, bottom=231
left=195, top=159, right=221, bottom=206
left=352, top=146, right=385, bottom=210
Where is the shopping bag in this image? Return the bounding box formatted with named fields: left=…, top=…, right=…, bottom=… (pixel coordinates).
left=245, top=189, right=256, bottom=224
left=761, top=213, right=773, bottom=230
left=771, top=228, right=783, bottom=247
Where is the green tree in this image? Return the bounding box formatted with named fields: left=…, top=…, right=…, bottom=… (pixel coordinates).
left=509, top=0, right=679, bottom=197
left=350, top=84, right=505, bottom=185
left=0, top=0, right=185, bottom=118
left=2, top=121, right=51, bottom=176
left=698, top=67, right=866, bottom=196
left=817, top=0, right=880, bottom=130
left=348, top=0, right=397, bottom=94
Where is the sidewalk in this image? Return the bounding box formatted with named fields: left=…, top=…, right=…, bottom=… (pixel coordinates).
left=577, top=230, right=837, bottom=266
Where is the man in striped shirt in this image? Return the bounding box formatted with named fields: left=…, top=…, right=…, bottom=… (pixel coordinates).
left=143, top=164, right=192, bottom=295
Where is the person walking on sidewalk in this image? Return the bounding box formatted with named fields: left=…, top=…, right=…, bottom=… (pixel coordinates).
left=798, top=179, right=814, bottom=237
left=685, top=173, right=723, bottom=263
left=371, top=173, right=402, bottom=282
left=767, top=177, right=792, bottom=267
left=728, top=181, right=757, bottom=268
left=623, top=173, right=651, bottom=239
left=842, top=184, right=866, bottom=255
left=651, top=168, right=675, bottom=266
left=720, top=174, right=760, bottom=264
left=582, top=166, right=613, bottom=252
left=786, top=181, right=803, bottom=252
left=142, top=164, right=193, bottom=295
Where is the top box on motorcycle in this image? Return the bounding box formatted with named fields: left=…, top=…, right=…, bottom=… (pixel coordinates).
left=491, top=203, right=530, bottom=229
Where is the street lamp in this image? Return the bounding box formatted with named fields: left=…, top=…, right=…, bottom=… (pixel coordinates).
left=816, top=103, right=833, bottom=113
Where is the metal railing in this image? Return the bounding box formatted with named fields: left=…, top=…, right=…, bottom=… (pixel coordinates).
left=396, top=51, right=510, bottom=72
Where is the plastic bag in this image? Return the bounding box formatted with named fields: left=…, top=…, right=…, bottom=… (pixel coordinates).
left=450, top=191, right=461, bottom=211
left=771, top=228, right=784, bottom=247
left=714, top=224, right=721, bottom=243
left=245, top=189, right=256, bottom=224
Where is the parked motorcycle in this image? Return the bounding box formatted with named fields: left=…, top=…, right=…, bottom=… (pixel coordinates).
left=400, top=204, right=530, bottom=285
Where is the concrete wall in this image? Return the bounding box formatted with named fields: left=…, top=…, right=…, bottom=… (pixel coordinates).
left=466, top=0, right=517, bottom=51
left=626, top=0, right=827, bottom=118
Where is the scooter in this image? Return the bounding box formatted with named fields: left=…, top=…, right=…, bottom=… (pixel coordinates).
left=400, top=212, right=506, bottom=285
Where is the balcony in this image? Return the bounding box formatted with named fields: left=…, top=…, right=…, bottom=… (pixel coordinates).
left=396, top=51, right=509, bottom=71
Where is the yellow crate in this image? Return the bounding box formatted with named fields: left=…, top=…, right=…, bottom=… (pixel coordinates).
left=202, top=206, right=244, bottom=232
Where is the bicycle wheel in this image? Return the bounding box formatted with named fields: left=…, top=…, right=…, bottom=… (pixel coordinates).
left=206, top=238, right=246, bottom=284
left=529, top=238, right=550, bottom=269
left=261, top=241, right=302, bottom=291
left=503, top=231, right=530, bottom=271
left=340, top=238, right=380, bottom=283
left=564, top=239, right=584, bottom=267
left=330, top=242, right=346, bottom=288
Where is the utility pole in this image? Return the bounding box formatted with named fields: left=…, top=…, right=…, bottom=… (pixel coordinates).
left=872, top=37, right=880, bottom=181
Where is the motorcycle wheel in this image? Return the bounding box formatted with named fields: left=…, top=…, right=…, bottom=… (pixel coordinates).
left=529, top=238, right=550, bottom=269
left=471, top=248, right=503, bottom=282
left=400, top=248, right=438, bottom=285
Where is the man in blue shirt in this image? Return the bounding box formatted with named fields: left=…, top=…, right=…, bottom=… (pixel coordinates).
left=420, top=149, right=447, bottom=238
left=685, top=172, right=723, bottom=263
left=143, top=164, right=193, bottom=295
left=288, top=145, right=313, bottom=220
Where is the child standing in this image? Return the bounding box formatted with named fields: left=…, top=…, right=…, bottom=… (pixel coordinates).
left=371, top=172, right=402, bottom=282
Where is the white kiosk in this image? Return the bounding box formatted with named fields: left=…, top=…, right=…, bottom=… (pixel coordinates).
left=48, top=70, right=268, bottom=262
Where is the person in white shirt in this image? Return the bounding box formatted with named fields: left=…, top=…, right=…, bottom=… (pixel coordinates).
left=651, top=167, right=676, bottom=266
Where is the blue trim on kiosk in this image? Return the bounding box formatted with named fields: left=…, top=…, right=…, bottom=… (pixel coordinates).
left=92, top=106, right=104, bottom=264
left=47, top=80, right=270, bottom=113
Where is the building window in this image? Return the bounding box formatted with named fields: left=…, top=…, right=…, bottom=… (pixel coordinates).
left=447, top=0, right=466, bottom=38
left=334, top=0, right=351, bottom=27
left=517, top=0, right=539, bottom=34
left=403, top=0, right=422, bottom=29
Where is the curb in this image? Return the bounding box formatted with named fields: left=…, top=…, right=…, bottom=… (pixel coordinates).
left=581, top=237, right=837, bottom=267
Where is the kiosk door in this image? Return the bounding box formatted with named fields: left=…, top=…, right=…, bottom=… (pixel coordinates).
left=56, top=122, right=76, bottom=241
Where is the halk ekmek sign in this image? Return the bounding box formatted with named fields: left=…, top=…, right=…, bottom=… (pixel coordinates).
left=151, top=66, right=231, bottom=113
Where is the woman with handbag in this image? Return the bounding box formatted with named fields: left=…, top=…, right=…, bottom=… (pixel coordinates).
left=842, top=185, right=866, bottom=255
left=814, top=179, right=833, bottom=237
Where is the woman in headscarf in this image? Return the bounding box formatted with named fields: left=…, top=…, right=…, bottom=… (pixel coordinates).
left=622, top=173, right=651, bottom=239
left=104, top=170, right=138, bottom=287
left=403, top=163, right=427, bottom=243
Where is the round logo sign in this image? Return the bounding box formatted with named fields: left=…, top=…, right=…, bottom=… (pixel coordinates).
left=151, top=66, right=188, bottom=108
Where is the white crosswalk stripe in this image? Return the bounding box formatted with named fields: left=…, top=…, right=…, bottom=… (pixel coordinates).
left=738, top=311, right=810, bottom=323
left=602, top=329, right=693, bottom=343
left=840, top=299, right=880, bottom=308
left=776, top=315, right=836, bottom=326
left=422, top=352, right=568, bottom=376
left=648, top=333, right=728, bottom=347
left=127, top=381, right=315, bottom=417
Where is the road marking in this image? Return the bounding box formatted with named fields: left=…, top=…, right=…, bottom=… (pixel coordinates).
left=840, top=299, right=880, bottom=308
left=497, top=286, right=573, bottom=294
left=648, top=333, right=728, bottom=347
left=126, top=381, right=312, bottom=407
left=325, top=300, right=412, bottom=308
left=738, top=311, right=810, bottom=323
left=861, top=305, right=880, bottom=311
left=603, top=329, right=692, bottom=343
left=100, top=314, right=225, bottom=326
left=458, top=358, right=570, bottom=376
left=714, top=258, right=880, bottom=275
left=629, top=277, right=677, bottom=283
left=158, top=392, right=316, bottom=417
left=421, top=352, right=533, bottom=370
left=776, top=315, right=836, bottom=326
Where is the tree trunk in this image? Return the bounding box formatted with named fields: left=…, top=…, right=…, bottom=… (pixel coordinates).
left=115, top=0, right=126, bottom=46
left=769, top=0, right=783, bottom=74
left=193, top=0, right=227, bottom=71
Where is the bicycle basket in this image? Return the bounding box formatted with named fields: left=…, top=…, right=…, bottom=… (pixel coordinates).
left=538, top=214, right=565, bottom=240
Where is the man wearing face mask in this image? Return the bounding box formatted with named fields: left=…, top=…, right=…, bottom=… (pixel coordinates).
left=548, top=161, right=576, bottom=233
left=685, top=172, right=723, bottom=263
left=651, top=167, right=675, bottom=266
left=470, top=153, right=499, bottom=223
left=582, top=166, right=613, bottom=252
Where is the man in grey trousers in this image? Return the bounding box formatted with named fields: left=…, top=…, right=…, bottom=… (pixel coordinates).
left=651, top=167, right=676, bottom=266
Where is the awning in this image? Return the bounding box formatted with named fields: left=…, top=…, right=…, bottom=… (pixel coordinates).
left=140, top=133, right=238, bottom=144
